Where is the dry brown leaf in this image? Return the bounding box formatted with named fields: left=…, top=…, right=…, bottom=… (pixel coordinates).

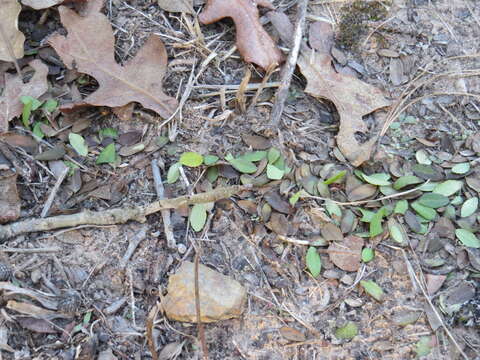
left=199, top=0, right=284, bottom=70
left=0, top=171, right=20, bottom=224
left=158, top=0, right=193, bottom=14
left=49, top=5, right=178, bottom=119
left=0, top=0, right=25, bottom=62
left=298, top=52, right=390, bottom=166
left=0, top=60, right=49, bottom=133
left=328, top=235, right=364, bottom=272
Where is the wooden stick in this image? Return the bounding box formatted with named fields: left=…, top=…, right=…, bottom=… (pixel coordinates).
left=151, top=160, right=176, bottom=249
left=0, top=185, right=250, bottom=241
left=41, top=167, right=69, bottom=218
left=269, top=0, right=308, bottom=126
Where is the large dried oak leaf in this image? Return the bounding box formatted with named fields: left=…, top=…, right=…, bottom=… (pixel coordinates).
left=199, top=0, right=284, bottom=70
left=0, top=0, right=25, bottom=61
left=49, top=6, right=178, bottom=119
left=298, top=52, right=390, bottom=166
left=0, top=60, right=49, bottom=133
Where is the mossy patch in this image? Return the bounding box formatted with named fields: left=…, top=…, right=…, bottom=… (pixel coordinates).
left=336, top=0, right=390, bottom=50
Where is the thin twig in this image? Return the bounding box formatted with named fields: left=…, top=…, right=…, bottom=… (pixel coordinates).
left=305, top=180, right=429, bottom=206
left=269, top=0, right=308, bottom=126
left=0, top=185, right=250, bottom=241
left=194, top=254, right=208, bottom=360
left=41, top=167, right=69, bottom=218
left=119, top=227, right=147, bottom=270
left=0, top=246, right=60, bottom=253
left=151, top=160, right=176, bottom=249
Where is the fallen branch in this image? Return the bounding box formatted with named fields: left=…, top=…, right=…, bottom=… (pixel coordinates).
left=0, top=185, right=250, bottom=241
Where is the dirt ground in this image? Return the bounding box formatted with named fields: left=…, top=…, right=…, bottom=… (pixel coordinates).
left=1, top=0, right=479, bottom=359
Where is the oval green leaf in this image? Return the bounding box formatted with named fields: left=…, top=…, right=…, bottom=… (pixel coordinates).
left=180, top=152, right=204, bottom=167
left=267, top=147, right=281, bottom=164
left=360, top=280, right=384, bottom=301
left=167, top=162, right=181, bottom=184
left=433, top=180, right=463, bottom=197
left=362, top=173, right=391, bottom=186
left=461, top=197, right=478, bottom=218
left=411, top=201, right=437, bottom=221
left=206, top=166, right=219, bottom=183
left=335, top=322, right=358, bottom=340
left=239, top=151, right=266, bottom=162
left=190, top=204, right=207, bottom=232
left=203, top=155, right=219, bottom=166
left=455, top=229, right=480, bottom=248
left=266, top=164, right=284, bottom=180
left=394, top=199, right=408, bottom=214
left=451, top=162, right=470, bottom=174
left=228, top=158, right=257, bottom=174
left=417, top=193, right=449, bottom=208
left=96, top=143, right=116, bottom=164
left=393, top=175, right=423, bottom=190
left=306, top=247, right=321, bottom=277
left=361, top=248, right=374, bottom=262
left=68, top=133, right=88, bottom=157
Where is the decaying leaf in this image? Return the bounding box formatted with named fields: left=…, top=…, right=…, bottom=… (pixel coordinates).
left=298, top=52, right=390, bottom=166
left=328, top=235, right=364, bottom=272
left=49, top=5, right=178, bottom=119
left=0, top=60, right=49, bottom=133
left=0, top=0, right=25, bottom=62
left=21, top=0, right=63, bottom=9
left=0, top=171, right=20, bottom=223
left=199, top=0, right=284, bottom=70
left=158, top=0, right=193, bottom=14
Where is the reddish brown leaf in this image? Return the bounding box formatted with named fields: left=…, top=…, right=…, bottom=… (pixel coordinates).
left=0, top=60, right=48, bottom=133
left=49, top=5, right=178, bottom=119
left=199, top=0, right=284, bottom=70
left=298, top=52, right=390, bottom=166
left=328, top=235, right=364, bottom=272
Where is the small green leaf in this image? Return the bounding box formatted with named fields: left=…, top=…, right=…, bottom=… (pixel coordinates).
left=42, top=99, right=58, bottom=112
left=206, top=166, right=219, bottom=183
left=228, top=158, right=257, bottom=174
left=394, top=200, right=408, bottom=214
left=411, top=201, right=437, bottom=220
left=362, top=173, right=391, bottom=186
left=83, top=311, right=92, bottom=325
left=451, top=162, right=470, bottom=174
left=369, top=209, right=385, bottom=237
left=306, top=247, right=321, bottom=277
left=393, top=175, right=423, bottom=190
left=203, top=155, right=219, bottom=166
left=64, top=161, right=79, bottom=176
left=415, top=337, right=432, bottom=358
left=360, top=280, right=384, bottom=301
left=167, top=163, right=181, bottom=184
left=455, top=229, right=480, bottom=248
left=32, top=122, right=45, bottom=139
left=156, top=136, right=169, bottom=148
left=68, top=133, right=88, bottom=156
left=324, top=170, right=347, bottom=185
left=273, top=155, right=286, bottom=171
left=335, top=322, right=358, bottom=340
left=96, top=143, right=116, bottom=164
left=362, top=248, right=374, bottom=262
left=190, top=204, right=207, bottom=232
left=267, top=147, right=281, bottom=164
left=266, top=164, right=284, bottom=180
left=433, top=180, right=463, bottom=197
left=417, top=193, right=449, bottom=208
left=180, top=152, right=204, bottom=167
left=289, top=190, right=302, bottom=206
left=239, top=151, right=266, bottom=162
left=358, top=208, right=375, bottom=222
left=460, top=197, right=478, bottom=218
left=388, top=218, right=407, bottom=245
left=99, top=127, right=118, bottom=139
left=325, top=200, right=342, bottom=217
left=415, top=149, right=431, bottom=165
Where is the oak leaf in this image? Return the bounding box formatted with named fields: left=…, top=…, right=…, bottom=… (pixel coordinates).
left=0, top=0, right=25, bottom=62
left=298, top=51, right=390, bottom=166
left=20, top=0, right=87, bottom=10
left=0, top=60, right=49, bottom=133
left=49, top=5, right=178, bottom=119
left=199, top=0, right=284, bottom=70
left=328, top=235, right=364, bottom=272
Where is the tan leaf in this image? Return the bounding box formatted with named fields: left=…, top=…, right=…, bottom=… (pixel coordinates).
left=0, top=60, right=49, bottom=133
left=21, top=0, right=63, bottom=10
left=49, top=5, right=178, bottom=119
left=328, top=235, right=364, bottom=272
left=199, top=0, right=284, bottom=70
left=0, top=0, right=25, bottom=61
left=158, top=0, right=193, bottom=14
left=0, top=171, right=20, bottom=224
left=298, top=52, right=390, bottom=166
